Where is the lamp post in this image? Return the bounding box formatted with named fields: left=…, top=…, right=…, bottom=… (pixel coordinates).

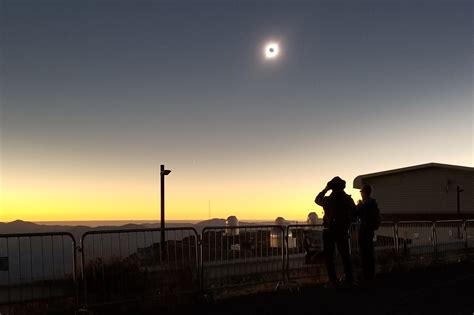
left=456, top=186, right=463, bottom=218
left=456, top=186, right=463, bottom=239
left=160, top=164, right=171, bottom=259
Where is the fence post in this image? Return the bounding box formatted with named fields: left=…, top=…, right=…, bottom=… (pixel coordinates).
left=280, top=226, right=286, bottom=285
left=71, top=239, right=79, bottom=311
left=432, top=222, right=438, bottom=256
left=394, top=223, right=399, bottom=255
left=463, top=220, right=468, bottom=251
left=79, top=237, right=88, bottom=310
left=198, top=233, right=203, bottom=295
left=285, top=226, right=290, bottom=283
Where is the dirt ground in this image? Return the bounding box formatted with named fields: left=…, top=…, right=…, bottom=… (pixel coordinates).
left=82, top=260, right=474, bottom=315
left=157, top=261, right=474, bottom=315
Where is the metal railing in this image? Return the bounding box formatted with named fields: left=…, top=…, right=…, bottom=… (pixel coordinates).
left=0, top=232, right=77, bottom=314
left=396, top=221, right=435, bottom=257
left=466, top=220, right=474, bottom=249
left=434, top=220, right=465, bottom=254
left=285, top=224, right=326, bottom=283
left=80, top=227, right=199, bottom=308
left=349, top=222, right=398, bottom=271
left=1, top=220, right=473, bottom=312
left=200, top=225, right=286, bottom=291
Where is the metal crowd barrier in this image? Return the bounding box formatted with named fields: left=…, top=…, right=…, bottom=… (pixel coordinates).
left=80, top=227, right=199, bottom=308
left=1, top=220, right=474, bottom=312
left=396, top=221, right=435, bottom=257
left=373, top=222, right=398, bottom=270
left=348, top=222, right=397, bottom=274
left=374, top=222, right=397, bottom=251
left=0, top=232, right=77, bottom=314
left=466, top=220, right=474, bottom=249
left=200, top=225, right=285, bottom=291
left=285, top=224, right=326, bottom=283
left=434, top=220, right=465, bottom=255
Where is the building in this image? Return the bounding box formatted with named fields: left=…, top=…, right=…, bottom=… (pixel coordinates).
left=353, top=163, right=474, bottom=221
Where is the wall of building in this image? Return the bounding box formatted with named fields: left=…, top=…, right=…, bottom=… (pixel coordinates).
left=360, top=167, right=473, bottom=219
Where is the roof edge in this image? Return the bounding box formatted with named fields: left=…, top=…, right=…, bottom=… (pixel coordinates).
left=353, top=162, right=474, bottom=188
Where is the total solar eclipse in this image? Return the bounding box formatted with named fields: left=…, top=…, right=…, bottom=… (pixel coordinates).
left=264, top=42, right=279, bottom=59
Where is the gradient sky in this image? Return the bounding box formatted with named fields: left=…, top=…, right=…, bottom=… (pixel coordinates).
left=1, top=0, right=472, bottom=222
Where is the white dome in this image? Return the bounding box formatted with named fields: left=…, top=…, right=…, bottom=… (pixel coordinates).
left=275, top=217, right=290, bottom=226
left=307, top=212, right=318, bottom=225
left=226, top=216, right=239, bottom=227
left=225, top=216, right=239, bottom=236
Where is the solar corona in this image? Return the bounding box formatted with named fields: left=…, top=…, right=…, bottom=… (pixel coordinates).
left=264, top=42, right=279, bottom=59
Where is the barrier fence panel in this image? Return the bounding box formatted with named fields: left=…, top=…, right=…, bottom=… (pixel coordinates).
left=1, top=219, right=472, bottom=313
left=434, top=220, right=465, bottom=255
left=349, top=222, right=397, bottom=275
left=350, top=222, right=396, bottom=250
left=80, top=227, right=199, bottom=308
left=467, top=220, right=474, bottom=250
left=285, top=224, right=326, bottom=283
left=201, top=225, right=285, bottom=291
left=0, top=232, right=77, bottom=314
left=349, top=223, right=359, bottom=256
left=373, top=222, right=398, bottom=266
left=397, top=221, right=435, bottom=257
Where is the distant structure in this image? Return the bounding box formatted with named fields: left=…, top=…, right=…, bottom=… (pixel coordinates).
left=275, top=217, right=290, bottom=226
left=225, top=215, right=239, bottom=236
left=353, top=163, right=474, bottom=221
left=272, top=216, right=296, bottom=248
left=306, top=212, right=319, bottom=225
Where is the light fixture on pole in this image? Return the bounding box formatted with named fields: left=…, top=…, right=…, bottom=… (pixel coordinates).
left=160, top=164, right=171, bottom=259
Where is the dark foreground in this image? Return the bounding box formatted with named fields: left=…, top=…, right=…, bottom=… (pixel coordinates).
left=96, top=262, right=474, bottom=315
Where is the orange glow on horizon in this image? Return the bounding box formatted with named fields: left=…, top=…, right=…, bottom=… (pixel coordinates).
left=1, top=161, right=345, bottom=222
left=1, top=170, right=366, bottom=223
left=5, top=154, right=466, bottom=224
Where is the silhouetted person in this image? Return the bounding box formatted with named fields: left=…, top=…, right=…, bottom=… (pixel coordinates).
left=315, top=176, right=355, bottom=287
left=354, top=184, right=381, bottom=280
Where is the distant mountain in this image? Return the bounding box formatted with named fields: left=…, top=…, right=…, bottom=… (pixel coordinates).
left=195, top=218, right=226, bottom=227
left=0, top=218, right=291, bottom=238
left=0, top=219, right=219, bottom=238
left=0, top=220, right=69, bottom=234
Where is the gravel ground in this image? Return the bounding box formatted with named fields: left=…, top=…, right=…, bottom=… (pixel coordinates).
left=172, top=261, right=474, bottom=315
left=89, top=261, right=474, bottom=315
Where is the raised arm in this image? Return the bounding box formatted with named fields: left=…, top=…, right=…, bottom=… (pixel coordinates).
left=315, top=186, right=330, bottom=207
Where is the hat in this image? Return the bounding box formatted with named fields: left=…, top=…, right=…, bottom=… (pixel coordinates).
left=327, top=176, right=346, bottom=190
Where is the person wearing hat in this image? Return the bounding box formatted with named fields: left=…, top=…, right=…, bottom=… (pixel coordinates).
left=354, top=184, right=381, bottom=280
left=315, top=176, right=356, bottom=287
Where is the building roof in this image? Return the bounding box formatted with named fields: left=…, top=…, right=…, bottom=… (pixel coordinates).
left=353, top=162, right=474, bottom=188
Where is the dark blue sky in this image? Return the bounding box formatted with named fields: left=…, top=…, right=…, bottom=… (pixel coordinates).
left=1, top=0, right=472, bottom=220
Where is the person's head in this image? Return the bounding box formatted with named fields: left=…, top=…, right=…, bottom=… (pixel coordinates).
left=360, top=184, right=372, bottom=199
left=327, top=176, right=346, bottom=191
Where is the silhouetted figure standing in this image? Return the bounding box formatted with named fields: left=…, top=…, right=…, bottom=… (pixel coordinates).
left=315, top=176, right=355, bottom=286
left=355, top=184, right=381, bottom=280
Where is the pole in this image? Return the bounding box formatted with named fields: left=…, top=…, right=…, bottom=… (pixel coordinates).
left=161, top=164, right=166, bottom=259
left=456, top=186, right=462, bottom=218
left=456, top=186, right=463, bottom=239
